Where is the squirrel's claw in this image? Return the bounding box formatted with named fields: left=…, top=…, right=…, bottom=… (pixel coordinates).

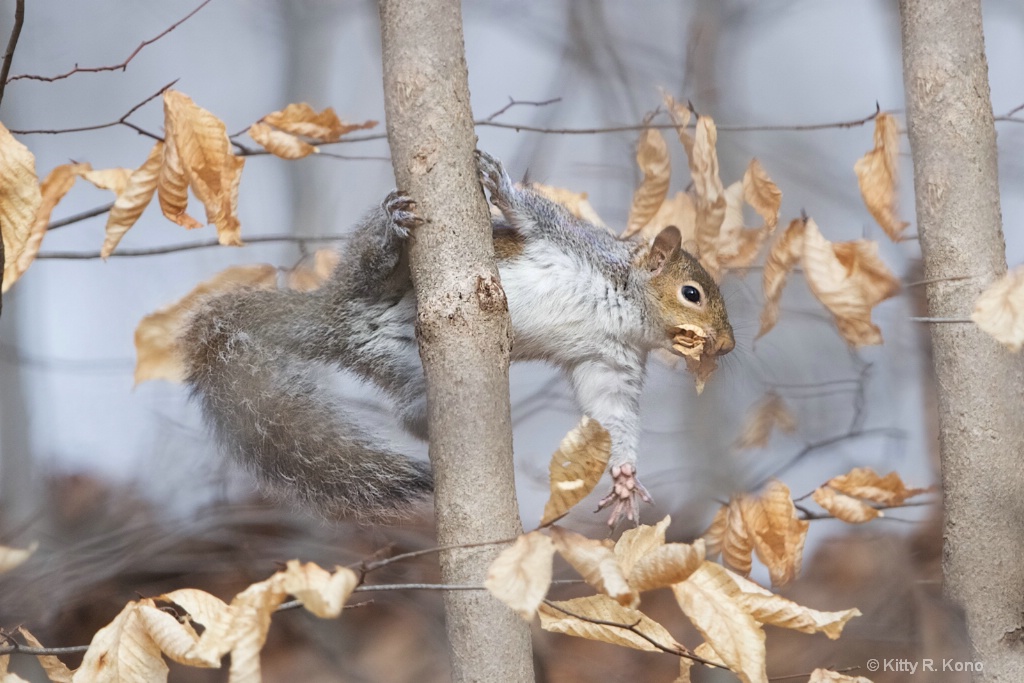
left=475, top=149, right=515, bottom=210
left=382, top=191, right=423, bottom=237
left=597, top=463, right=653, bottom=528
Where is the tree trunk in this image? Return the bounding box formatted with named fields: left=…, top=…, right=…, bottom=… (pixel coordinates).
left=899, top=1, right=1024, bottom=679
left=378, top=1, right=535, bottom=681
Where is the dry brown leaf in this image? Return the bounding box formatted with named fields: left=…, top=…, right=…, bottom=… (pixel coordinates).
left=17, top=628, right=74, bottom=683
left=72, top=600, right=169, bottom=683
left=720, top=499, right=754, bottom=576
left=540, top=417, right=611, bottom=526
left=262, top=103, right=376, bottom=143
left=693, top=641, right=726, bottom=667
left=801, top=220, right=900, bottom=347
left=702, top=506, right=727, bottom=558
left=629, top=191, right=697, bottom=244
left=613, top=515, right=671, bottom=576
left=0, top=122, right=42, bottom=293
left=0, top=542, right=36, bottom=574
left=743, top=159, right=782, bottom=231
left=160, top=588, right=231, bottom=629
left=248, top=122, right=318, bottom=160
left=740, top=481, right=809, bottom=587
left=17, top=163, right=89, bottom=281
left=0, top=656, right=30, bottom=683
left=531, top=183, right=609, bottom=231
left=76, top=167, right=132, bottom=194
left=539, top=595, right=685, bottom=653
left=734, top=392, right=797, bottom=451
left=135, top=605, right=211, bottom=668
left=628, top=539, right=705, bottom=593
left=758, top=218, right=808, bottom=338
left=158, top=114, right=201, bottom=229
left=550, top=526, right=636, bottom=607
left=717, top=564, right=861, bottom=639
left=688, top=116, right=726, bottom=275
left=286, top=249, right=341, bottom=291
left=623, top=129, right=671, bottom=238
left=673, top=563, right=767, bottom=683
left=854, top=113, right=908, bottom=241
left=825, top=467, right=930, bottom=506
left=812, top=486, right=881, bottom=524
left=661, top=92, right=694, bottom=158
left=485, top=531, right=555, bottom=620
left=163, top=90, right=245, bottom=245
left=101, top=142, right=164, bottom=258
left=972, top=267, right=1024, bottom=351
left=673, top=657, right=694, bottom=683
left=809, top=669, right=875, bottom=683
left=278, top=559, right=358, bottom=618
left=134, top=264, right=278, bottom=384
left=673, top=323, right=718, bottom=393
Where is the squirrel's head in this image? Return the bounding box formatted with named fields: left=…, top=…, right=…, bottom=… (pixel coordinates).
left=636, top=226, right=735, bottom=357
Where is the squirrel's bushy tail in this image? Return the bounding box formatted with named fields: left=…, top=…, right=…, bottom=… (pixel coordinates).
left=181, top=289, right=433, bottom=522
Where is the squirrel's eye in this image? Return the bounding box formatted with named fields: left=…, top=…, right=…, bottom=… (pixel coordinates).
left=681, top=285, right=701, bottom=304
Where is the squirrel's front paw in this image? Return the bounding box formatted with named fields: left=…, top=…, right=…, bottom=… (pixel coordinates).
left=596, top=463, right=653, bottom=527
left=475, top=150, right=515, bottom=210
left=382, top=190, right=423, bottom=238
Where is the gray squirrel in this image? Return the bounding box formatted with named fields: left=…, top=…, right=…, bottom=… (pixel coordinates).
left=181, top=151, right=734, bottom=526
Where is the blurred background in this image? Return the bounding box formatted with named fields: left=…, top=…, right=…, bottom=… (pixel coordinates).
left=3, top=1, right=1021, bottom=680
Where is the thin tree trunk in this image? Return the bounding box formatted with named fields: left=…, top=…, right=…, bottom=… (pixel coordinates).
left=378, top=1, right=535, bottom=681
left=899, top=1, right=1024, bottom=679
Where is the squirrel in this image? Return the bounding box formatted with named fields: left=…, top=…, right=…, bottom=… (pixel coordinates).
left=181, top=150, right=734, bottom=526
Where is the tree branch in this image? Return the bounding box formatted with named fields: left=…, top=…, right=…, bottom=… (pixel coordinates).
left=6, top=0, right=211, bottom=84
left=36, top=234, right=343, bottom=260
left=9, top=80, right=175, bottom=138
left=0, top=0, right=25, bottom=109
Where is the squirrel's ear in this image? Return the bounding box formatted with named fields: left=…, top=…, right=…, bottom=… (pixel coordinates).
left=644, top=225, right=682, bottom=274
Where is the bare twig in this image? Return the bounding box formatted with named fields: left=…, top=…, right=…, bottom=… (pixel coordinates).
left=47, top=203, right=116, bottom=230
left=6, top=0, right=212, bottom=83
left=909, top=316, right=974, bottom=323
left=484, top=96, right=562, bottom=122
left=9, top=80, right=175, bottom=138
left=0, top=0, right=25, bottom=108
left=36, top=234, right=343, bottom=260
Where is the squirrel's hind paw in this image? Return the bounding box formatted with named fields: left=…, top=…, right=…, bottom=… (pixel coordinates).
left=597, top=463, right=653, bottom=528
left=382, top=190, right=423, bottom=237
left=475, top=150, right=515, bottom=208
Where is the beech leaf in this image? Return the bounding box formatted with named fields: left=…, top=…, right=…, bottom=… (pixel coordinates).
left=540, top=417, right=611, bottom=525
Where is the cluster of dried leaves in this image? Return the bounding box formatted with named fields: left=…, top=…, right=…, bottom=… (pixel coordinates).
left=0, top=91, right=373, bottom=293
left=484, top=417, right=919, bottom=683
left=0, top=560, right=358, bottom=683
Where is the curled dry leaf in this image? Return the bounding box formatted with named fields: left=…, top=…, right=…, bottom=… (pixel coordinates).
left=673, top=657, right=694, bottom=683
left=825, top=467, right=931, bottom=506
left=262, top=103, right=376, bottom=143
left=163, top=90, right=245, bottom=245
left=809, top=668, right=875, bottom=683
left=613, top=515, right=671, bottom=576
left=661, top=92, right=694, bottom=158
left=812, top=486, right=882, bottom=524
left=278, top=559, right=359, bottom=618
left=0, top=541, right=37, bottom=574
left=101, top=141, right=165, bottom=258
left=801, top=219, right=900, bottom=347
left=135, top=604, right=212, bottom=668
left=715, top=564, right=861, bottom=639
left=972, top=266, right=1024, bottom=352
left=539, top=594, right=685, bottom=654
left=16, top=163, right=90, bottom=282
left=158, top=112, right=201, bottom=230
left=622, top=128, right=671, bottom=238
left=742, top=158, right=782, bottom=231
left=739, top=480, right=809, bottom=587
left=540, top=417, right=612, bottom=526
left=248, top=122, right=318, bottom=160
left=673, top=562, right=767, bottom=683
left=734, top=392, right=797, bottom=451
left=0, top=122, right=42, bottom=293
left=854, top=112, right=908, bottom=241
left=77, top=167, right=132, bottom=194
left=672, top=323, right=718, bottom=394
left=628, top=539, right=705, bottom=593
left=72, top=600, right=169, bottom=683
left=550, top=526, right=636, bottom=607
left=531, top=182, right=609, bottom=232
left=758, top=218, right=808, bottom=338
left=134, top=264, right=278, bottom=384
left=17, top=628, right=73, bottom=683
left=485, top=531, right=555, bottom=621
left=701, top=506, right=727, bottom=558
left=722, top=499, right=754, bottom=575
left=688, top=116, right=726, bottom=276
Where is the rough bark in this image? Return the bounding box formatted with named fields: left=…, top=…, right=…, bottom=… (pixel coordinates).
left=899, top=1, right=1024, bottom=679
left=378, top=1, right=535, bottom=681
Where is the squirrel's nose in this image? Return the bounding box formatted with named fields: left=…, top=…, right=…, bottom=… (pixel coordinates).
left=713, top=333, right=735, bottom=356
